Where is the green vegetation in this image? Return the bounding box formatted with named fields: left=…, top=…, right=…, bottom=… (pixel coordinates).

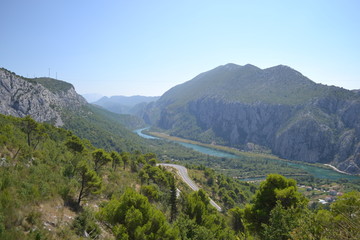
left=159, top=64, right=359, bottom=107
left=0, top=68, right=73, bottom=94
left=61, top=104, right=145, bottom=152
left=98, top=188, right=178, bottom=240
left=0, top=114, right=248, bottom=239
left=26, top=77, right=74, bottom=94
left=1, top=113, right=360, bottom=239
left=148, top=131, right=309, bottom=178
left=188, top=167, right=255, bottom=210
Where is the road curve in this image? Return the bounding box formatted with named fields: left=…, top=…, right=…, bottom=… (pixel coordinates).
left=158, top=163, right=222, bottom=212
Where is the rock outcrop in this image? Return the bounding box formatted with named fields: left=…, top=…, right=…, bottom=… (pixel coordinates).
left=150, top=64, right=360, bottom=174
left=0, top=68, right=86, bottom=126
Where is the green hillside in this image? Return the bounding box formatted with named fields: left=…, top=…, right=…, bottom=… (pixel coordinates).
left=0, top=114, right=255, bottom=239
left=159, top=64, right=357, bottom=107
left=61, top=104, right=145, bottom=152
left=0, top=113, right=359, bottom=239
left=153, top=64, right=360, bottom=174
left=26, top=77, right=74, bottom=94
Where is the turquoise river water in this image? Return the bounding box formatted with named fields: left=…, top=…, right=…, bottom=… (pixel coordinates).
left=134, top=128, right=360, bottom=181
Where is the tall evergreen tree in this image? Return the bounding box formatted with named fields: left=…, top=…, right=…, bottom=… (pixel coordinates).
left=20, top=115, right=38, bottom=147
left=110, top=151, right=122, bottom=170
left=169, top=176, right=177, bottom=222
left=76, top=161, right=102, bottom=205
left=92, top=149, right=111, bottom=173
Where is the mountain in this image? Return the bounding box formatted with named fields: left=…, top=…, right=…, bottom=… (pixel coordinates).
left=0, top=68, right=145, bottom=152
left=147, top=63, right=360, bottom=174
left=0, top=68, right=87, bottom=126
left=93, top=95, right=160, bottom=115
left=81, top=93, right=104, bottom=103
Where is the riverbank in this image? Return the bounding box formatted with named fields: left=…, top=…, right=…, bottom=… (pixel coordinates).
left=323, top=164, right=350, bottom=175
left=146, top=131, right=281, bottom=160
left=136, top=129, right=360, bottom=180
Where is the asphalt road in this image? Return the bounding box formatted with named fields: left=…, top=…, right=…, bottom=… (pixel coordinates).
left=158, top=163, right=222, bottom=212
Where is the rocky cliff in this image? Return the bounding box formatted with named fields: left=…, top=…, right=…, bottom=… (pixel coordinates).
left=0, top=68, right=87, bottom=126
left=150, top=64, right=360, bottom=174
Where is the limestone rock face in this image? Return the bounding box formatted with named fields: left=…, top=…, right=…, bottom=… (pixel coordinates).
left=151, top=64, right=360, bottom=174
left=0, top=69, right=86, bottom=126
left=157, top=96, right=360, bottom=174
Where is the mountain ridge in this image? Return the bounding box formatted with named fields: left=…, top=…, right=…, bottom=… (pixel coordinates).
left=0, top=68, right=87, bottom=126
left=147, top=63, right=360, bottom=174
left=93, top=95, right=159, bottom=115
left=158, top=63, right=352, bottom=107
left=0, top=68, right=146, bottom=152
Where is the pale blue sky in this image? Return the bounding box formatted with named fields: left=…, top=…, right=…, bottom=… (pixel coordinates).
left=1, top=0, right=359, bottom=96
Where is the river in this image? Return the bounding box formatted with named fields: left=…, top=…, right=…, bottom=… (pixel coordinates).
left=135, top=128, right=360, bottom=181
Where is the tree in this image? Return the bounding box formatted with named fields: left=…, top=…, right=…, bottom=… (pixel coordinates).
left=32, top=124, right=47, bottom=150
left=92, top=149, right=111, bottom=173
left=180, top=190, right=237, bottom=239
left=169, top=176, right=177, bottom=222
left=326, top=191, right=360, bottom=239
left=244, top=174, right=306, bottom=235
left=76, top=161, right=102, bottom=205
left=185, top=190, right=210, bottom=225
left=65, top=135, right=86, bottom=177
left=20, top=115, right=38, bottom=147
left=143, top=152, right=156, bottom=162
left=229, top=207, right=245, bottom=234
left=262, top=201, right=301, bottom=240
left=72, top=208, right=101, bottom=238
left=65, top=135, right=85, bottom=154
left=98, top=188, right=178, bottom=240
left=141, top=185, right=160, bottom=202
left=138, top=169, right=149, bottom=185
left=148, top=158, right=157, bottom=166
left=121, top=152, right=130, bottom=170
left=110, top=151, right=122, bottom=170
left=290, top=208, right=330, bottom=240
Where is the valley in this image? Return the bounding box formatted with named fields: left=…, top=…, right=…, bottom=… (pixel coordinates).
left=143, top=64, right=360, bottom=175
left=135, top=128, right=360, bottom=181
left=3, top=1, right=360, bottom=238
left=1, top=66, right=360, bottom=239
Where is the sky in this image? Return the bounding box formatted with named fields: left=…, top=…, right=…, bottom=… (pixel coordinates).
left=1, top=0, right=360, bottom=97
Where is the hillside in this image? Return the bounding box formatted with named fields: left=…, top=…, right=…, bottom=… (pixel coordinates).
left=147, top=63, right=360, bottom=174
left=93, top=95, right=159, bottom=115
left=158, top=64, right=354, bottom=106
left=0, top=68, right=87, bottom=126
left=0, top=113, right=257, bottom=239
left=0, top=67, right=360, bottom=239
left=0, top=67, right=231, bottom=161
left=1, top=114, right=359, bottom=239
left=0, top=68, right=149, bottom=152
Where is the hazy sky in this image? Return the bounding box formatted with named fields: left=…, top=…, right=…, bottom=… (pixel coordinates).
left=1, top=0, right=359, bottom=96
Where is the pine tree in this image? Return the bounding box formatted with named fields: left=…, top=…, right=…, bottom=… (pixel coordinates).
left=110, top=151, right=122, bottom=170
left=76, top=161, right=102, bottom=205
left=92, top=149, right=111, bottom=173
left=169, top=176, right=177, bottom=222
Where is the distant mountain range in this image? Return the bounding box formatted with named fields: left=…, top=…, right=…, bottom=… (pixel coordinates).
left=93, top=95, right=159, bottom=115
left=143, top=63, right=360, bottom=174
left=82, top=93, right=104, bottom=103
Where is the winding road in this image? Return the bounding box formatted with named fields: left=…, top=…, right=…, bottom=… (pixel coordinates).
left=158, top=163, right=222, bottom=212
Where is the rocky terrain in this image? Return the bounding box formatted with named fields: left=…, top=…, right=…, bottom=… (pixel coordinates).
left=147, top=64, right=360, bottom=174
left=0, top=68, right=87, bottom=126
